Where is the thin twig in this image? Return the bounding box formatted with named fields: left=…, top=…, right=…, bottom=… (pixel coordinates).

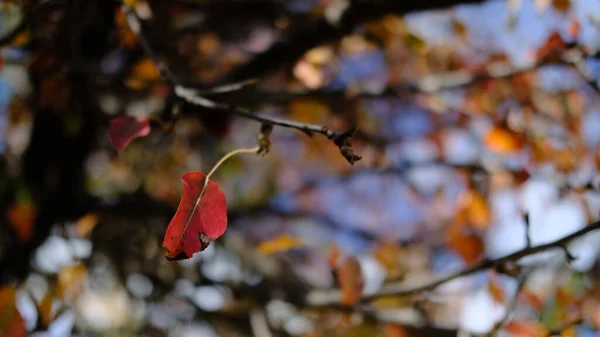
left=306, top=219, right=600, bottom=306
left=524, top=213, right=531, bottom=248
left=121, top=3, right=361, bottom=164
left=202, top=146, right=260, bottom=194
left=484, top=269, right=532, bottom=337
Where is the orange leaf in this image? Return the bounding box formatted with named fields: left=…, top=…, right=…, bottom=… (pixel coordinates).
left=162, top=172, right=227, bottom=260
left=560, top=325, right=577, bottom=337
left=132, top=57, right=160, bottom=81
left=488, top=273, right=505, bottom=303
left=519, top=290, right=544, bottom=311
left=7, top=201, right=36, bottom=243
left=447, top=223, right=484, bottom=266
left=484, top=126, right=524, bottom=154
left=536, top=32, right=565, bottom=60
left=461, top=190, right=491, bottom=230
left=384, top=324, right=408, bottom=337
left=452, top=18, right=467, bottom=41
left=505, top=320, right=547, bottom=336
left=74, top=213, right=98, bottom=238
left=257, top=234, right=304, bottom=254
left=337, top=256, right=364, bottom=306
left=0, top=287, right=26, bottom=337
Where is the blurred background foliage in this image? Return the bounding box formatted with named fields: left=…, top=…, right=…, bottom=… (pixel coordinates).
left=3, top=0, right=600, bottom=336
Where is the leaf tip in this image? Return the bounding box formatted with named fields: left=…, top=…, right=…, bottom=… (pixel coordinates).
left=109, top=116, right=151, bottom=150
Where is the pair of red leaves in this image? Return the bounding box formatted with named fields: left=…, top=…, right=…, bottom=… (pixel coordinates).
left=109, top=116, right=228, bottom=260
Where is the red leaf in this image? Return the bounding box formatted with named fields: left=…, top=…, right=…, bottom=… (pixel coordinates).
left=109, top=116, right=151, bottom=150
left=162, top=172, right=227, bottom=260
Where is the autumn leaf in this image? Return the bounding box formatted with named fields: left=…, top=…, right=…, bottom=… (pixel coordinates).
left=162, top=171, right=227, bottom=260
left=447, top=221, right=484, bottom=266
left=38, top=294, right=54, bottom=328
left=519, top=290, right=544, bottom=311
left=568, top=19, right=580, bottom=39
left=505, top=320, right=547, bottom=336
left=257, top=234, right=304, bottom=255
left=57, top=263, right=87, bottom=302
left=458, top=189, right=491, bottom=230
left=373, top=242, right=405, bottom=280
left=0, top=287, right=26, bottom=337
left=488, top=272, right=505, bottom=303
left=74, top=213, right=98, bottom=238
left=109, top=116, right=151, bottom=150
left=484, top=126, right=524, bottom=154
left=452, top=18, right=468, bottom=41
left=384, top=324, right=408, bottom=337
left=7, top=200, right=36, bottom=242
left=336, top=256, right=364, bottom=306
left=536, top=32, right=565, bottom=60
left=132, top=57, right=160, bottom=81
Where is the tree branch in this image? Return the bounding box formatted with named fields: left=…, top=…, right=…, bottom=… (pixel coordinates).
left=306, top=219, right=600, bottom=307
left=214, top=0, right=486, bottom=85
left=484, top=270, right=531, bottom=337
left=121, top=3, right=362, bottom=164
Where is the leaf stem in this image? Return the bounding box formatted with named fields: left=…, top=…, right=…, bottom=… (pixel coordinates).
left=202, top=146, right=260, bottom=194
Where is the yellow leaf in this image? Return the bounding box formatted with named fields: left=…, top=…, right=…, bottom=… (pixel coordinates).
left=122, top=0, right=138, bottom=7
left=257, top=234, right=304, bottom=254
left=560, top=325, right=577, bottom=337
left=288, top=99, right=330, bottom=125
left=305, top=46, right=334, bottom=65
